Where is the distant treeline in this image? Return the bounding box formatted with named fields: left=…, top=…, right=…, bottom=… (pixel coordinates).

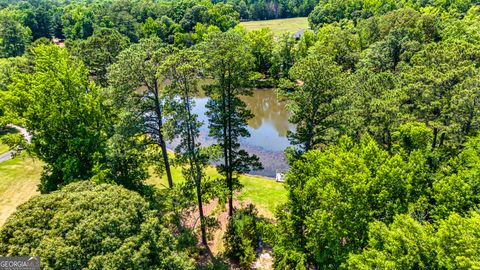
left=0, top=0, right=239, bottom=47
left=211, top=0, right=479, bottom=22
left=308, top=0, right=480, bottom=28
left=214, top=0, right=318, bottom=20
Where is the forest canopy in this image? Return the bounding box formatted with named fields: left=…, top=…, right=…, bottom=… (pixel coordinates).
left=0, top=181, right=194, bottom=269
left=0, top=0, right=479, bottom=269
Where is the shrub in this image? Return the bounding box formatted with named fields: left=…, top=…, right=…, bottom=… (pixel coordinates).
left=0, top=181, right=194, bottom=270
left=223, top=204, right=260, bottom=268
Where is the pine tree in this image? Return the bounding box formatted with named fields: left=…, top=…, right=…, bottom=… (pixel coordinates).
left=159, top=48, right=210, bottom=245
left=108, top=38, right=174, bottom=188
left=204, top=30, right=263, bottom=216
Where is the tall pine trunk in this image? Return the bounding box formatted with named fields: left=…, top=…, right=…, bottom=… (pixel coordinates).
left=227, top=83, right=234, bottom=217
left=185, top=85, right=208, bottom=246
left=432, top=127, right=438, bottom=149
left=153, top=82, right=173, bottom=188
left=160, top=140, right=173, bottom=188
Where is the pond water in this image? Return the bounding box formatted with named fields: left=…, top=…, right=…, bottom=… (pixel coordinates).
left=168, top=89, right=294, bottom=177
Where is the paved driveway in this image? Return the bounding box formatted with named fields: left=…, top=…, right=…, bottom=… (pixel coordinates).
left=0, top=125, right=30, bottom=163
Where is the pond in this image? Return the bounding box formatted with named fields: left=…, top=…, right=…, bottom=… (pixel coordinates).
left=168, top=89, right=294, bottom=177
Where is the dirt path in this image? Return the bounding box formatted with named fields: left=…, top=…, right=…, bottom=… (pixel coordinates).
left=184, top=197, right=275, bottom=269
left=184, top=198, right=259, bottom=254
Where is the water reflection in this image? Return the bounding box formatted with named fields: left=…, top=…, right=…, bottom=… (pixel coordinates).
left=169, top=89, right=294, bottom=177
left=239, top=90, right=294, bottom=153
left=242, top=90, right=291, bottom=137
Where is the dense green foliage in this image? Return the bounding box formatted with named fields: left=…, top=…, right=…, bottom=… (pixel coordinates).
left=280, top=53, right=344, bottom=151
left=1, top=0, right=480, bottom=268
left=245, top=28, right=274, bottom=75
left=282, top=5, right=480, bottom=154
left=1, top=45, right=109, bottom=192
left=0, top=181, right=194, bottom=269
left=274, top=134, right=432, bottom=268
left=0, top=8, right=31, bottom=57
left=0, top=56, right=28, bottom=124
left=69, top=28, right=130, bottom=86
left=0, top=45, right=151, bottom=194
left=346, top=211, right=480, bottom=269
left=0, top=0, right=239, bottom=47
left=432, top=134, right=480, bottom=220
left=308, top=0, right=477, bottom=28
left=274, top=131, right=480, bottom=269
left=217, top=0, right=318, bottom=20
left=224, top=204, right=260, bottom=267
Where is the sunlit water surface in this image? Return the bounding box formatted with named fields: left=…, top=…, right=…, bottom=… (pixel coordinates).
left=168, top=89, right=294, bottom=177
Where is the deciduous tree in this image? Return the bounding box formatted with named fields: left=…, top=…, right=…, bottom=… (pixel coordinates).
left=2, top=45, right=109, bottom=193
left=274, top=135, right=431, bottom=268
left=0, top=181, right=194, bottom=270
left=245, top=28, right=274, bottom=75
left=0, top=8, right=31, bottom=58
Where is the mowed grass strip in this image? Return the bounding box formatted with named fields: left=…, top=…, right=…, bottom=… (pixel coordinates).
left=239, top=17, right=308, bottom=36
left=0, top=156, right=42, bottom=226
left=147, top=163, right=287, bottom=216
left=236, top=174, right=287, bottom=217
left=0, top=144, right=9, bottom=155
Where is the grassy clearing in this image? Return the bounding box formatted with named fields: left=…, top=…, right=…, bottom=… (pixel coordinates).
left=0, top=156, right=42, bottom=226
left=236, top=174, right=287, bottom=215
left=0, top=154, right=286, bottom=226
left=147, top=164, right=287, bottom=216
left=239, top=17, right=308, bottom=36
left=0, top=144, right=8, bottom=155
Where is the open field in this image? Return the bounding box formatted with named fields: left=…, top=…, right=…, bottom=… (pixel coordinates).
left=236, top=173, right=286, bottom=215
left=0, top=144, right=8, bottom=155
left=240, top=17, right=309, bottom=36
left=0, top=156, right=42, bottom=226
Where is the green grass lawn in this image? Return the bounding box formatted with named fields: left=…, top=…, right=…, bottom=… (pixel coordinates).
left=0, top=154, right=287, bottom=226
left=0, top=156, right=42, bottom=226
left=147, top=163, right=287, bottom=216
left=236, top=174, right=287, bottom=216
left=0, top=144, right=9, bottom=155
left=240, top=17, right=309, bottom=36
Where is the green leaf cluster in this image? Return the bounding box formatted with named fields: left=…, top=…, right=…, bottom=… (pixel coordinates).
left=2, top=45, right=109, bottom=193
left=0, top=181, right=194, bottom=270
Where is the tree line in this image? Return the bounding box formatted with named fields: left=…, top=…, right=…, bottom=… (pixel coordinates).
left=216, top=0, right=318, bottom=20
left=0, top=0, right=239, bottom=56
